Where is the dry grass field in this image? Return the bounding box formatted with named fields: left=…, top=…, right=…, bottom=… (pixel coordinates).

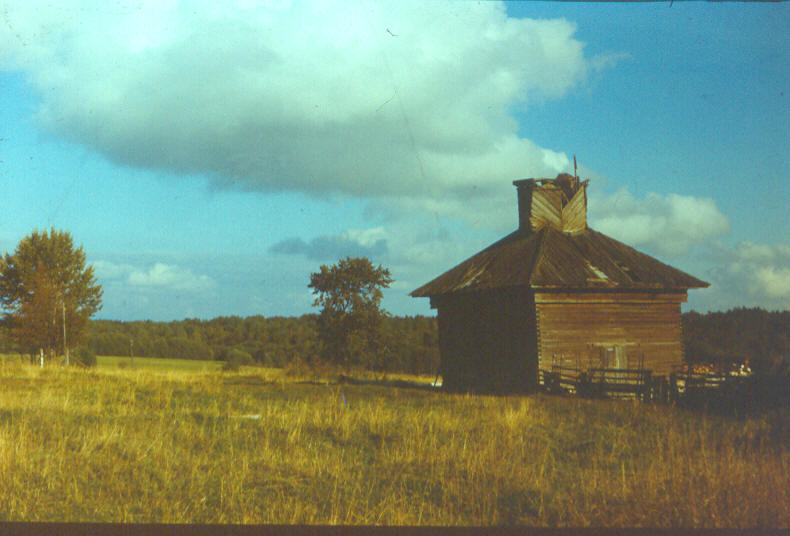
left=94, top=355, right=225, bottom=373
left=0, top=357, right=788, bottom=527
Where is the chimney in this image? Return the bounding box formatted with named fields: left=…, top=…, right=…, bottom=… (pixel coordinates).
left=512, top=174, right=588, bottom=233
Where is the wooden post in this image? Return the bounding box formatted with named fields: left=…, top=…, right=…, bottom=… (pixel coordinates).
left=39, top=348, right=44, bottom=368
left=669, top=373, right=678, bottom=404
left=63, top=301, right=69, bottom=366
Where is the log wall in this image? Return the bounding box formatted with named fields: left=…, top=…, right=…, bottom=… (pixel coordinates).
left=535, top=291, right=687, bottom=376
left=434, top=289, right=538, bottom=392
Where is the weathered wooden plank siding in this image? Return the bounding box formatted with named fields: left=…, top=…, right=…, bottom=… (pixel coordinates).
left=530, top=189, right=562, bottom=230
left=536, top=292, right=687, bottom=304
left=561, top=188, right=587, bottom=232
left=535, top=292, right=686, bottom=376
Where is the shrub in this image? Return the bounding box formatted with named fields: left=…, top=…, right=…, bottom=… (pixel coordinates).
left=222, top=348, right=253, bottom=371
left=252, top=348, right=270, bottom=366
left=72, top=346, right=97, bottom=368
left=283, top=356, right=338, bottom=380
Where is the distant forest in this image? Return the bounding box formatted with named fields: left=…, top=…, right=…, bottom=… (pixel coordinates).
left=682, top=308, right=790, bottom=372
left=84, top=314, right=440, bottom=375
left=1, top=308, right=788, bottom=375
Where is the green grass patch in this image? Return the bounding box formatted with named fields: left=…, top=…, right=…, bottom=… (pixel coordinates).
left=2, top=353, right=259, bottom=374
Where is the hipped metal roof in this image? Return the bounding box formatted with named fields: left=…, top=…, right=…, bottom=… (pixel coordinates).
left=410, top=226, right=709, bottom=297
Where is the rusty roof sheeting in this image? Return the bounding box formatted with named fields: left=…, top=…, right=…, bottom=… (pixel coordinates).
left=410, top=226, right=709, bottom=297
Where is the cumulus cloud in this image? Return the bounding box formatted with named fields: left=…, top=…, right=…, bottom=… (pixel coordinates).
left=128, top=263, right=215, bottom=291
left=91, top=260, right=136, bottom=280
left=589, top=188, right=730, bottom=257
left=722, top=242, right=790, bottom=299
left=92, top=260, right=214, bottom=292
left=755, top=266, right=790, bottom=298
left=1, top=1, right=599, bottom=204
left=683, top=241, right=790, bottom=312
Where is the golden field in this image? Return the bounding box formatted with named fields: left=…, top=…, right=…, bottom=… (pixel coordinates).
left=0, top=357, right=788, bottom=527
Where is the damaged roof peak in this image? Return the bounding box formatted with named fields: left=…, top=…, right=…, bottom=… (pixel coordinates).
left=411, top=172, right=709, bottom=298
left=513, top=173, right=590, bottom=233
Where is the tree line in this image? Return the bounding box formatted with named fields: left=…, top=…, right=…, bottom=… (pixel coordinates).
left=75, top=306, right=785, bottom=375
left=682, top=307, right=790, bottom=375
left=4, top=306, right=787, bottom=375
left=0, top=314, right=441, bottom=375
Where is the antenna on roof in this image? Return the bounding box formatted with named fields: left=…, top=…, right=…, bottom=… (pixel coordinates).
left=573, top=154, right=578, bottom=181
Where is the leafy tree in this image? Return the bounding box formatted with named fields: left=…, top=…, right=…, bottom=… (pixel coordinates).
left=0, top=229, right=102, bottom=361
left=11, top=265, right=60, bottom=358
left=308, top=257, right=393, bottom=371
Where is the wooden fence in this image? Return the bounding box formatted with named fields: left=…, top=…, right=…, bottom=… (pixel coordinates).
left=541, top=365, right=580, bottom=395
left=541, top=366, right=657, bottom=400
left=540, top=364, right=745, bottom=403
left=583, top=368, right=654, bottom=400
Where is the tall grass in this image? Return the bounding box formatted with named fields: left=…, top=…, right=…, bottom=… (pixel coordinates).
left=0, top=359, right=787, bottom=526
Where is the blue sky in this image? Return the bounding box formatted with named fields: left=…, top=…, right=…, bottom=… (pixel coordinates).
left=1, top=1, right=788, bottom=321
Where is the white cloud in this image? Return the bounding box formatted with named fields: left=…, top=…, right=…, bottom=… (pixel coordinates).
left=589, top=188, right=730, bottom=257
left=686, top=241, right=790, bottom=312
left=91, top=260, right=136, bottom=280
left=344, top=227, right=388, bottom=249
left=92, top=259, right=213, bottom=291
left=127, top=263, right=214, bottom=291
left=590, top=52, right=631, bottom=73
left=754, top=267, right=790, bottom=298
left=724, top=242, right=790, bottom=300
left=1, top=1, right=600, bottom=204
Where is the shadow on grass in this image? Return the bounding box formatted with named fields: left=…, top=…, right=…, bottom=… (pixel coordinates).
left=220, top=372, right=335, bottom=392
left=336, top=374, right=441, bottom=393
left=221, top=374, right=284, bottom=387
left=674, top=372, right=790, bottom=418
